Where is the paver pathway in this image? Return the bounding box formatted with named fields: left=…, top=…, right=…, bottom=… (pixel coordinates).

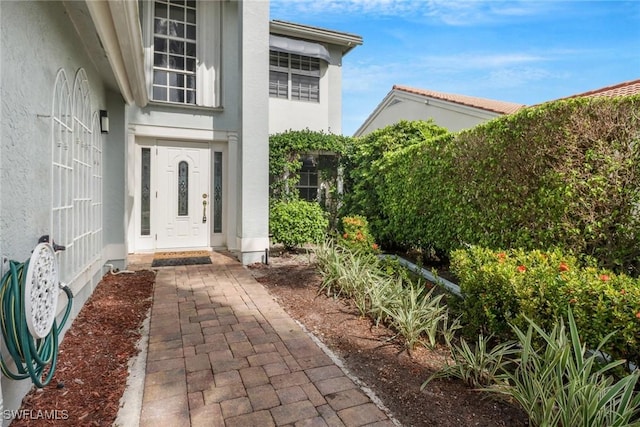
left=136, top=252, right=397, bottom=427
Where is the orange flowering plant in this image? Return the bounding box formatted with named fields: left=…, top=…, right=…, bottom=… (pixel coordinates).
left=452, top=246, right=640, bottom=367
left=337, top=215, right=380, bottom=254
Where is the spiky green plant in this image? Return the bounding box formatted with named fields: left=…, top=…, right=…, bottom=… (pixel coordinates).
left=422, top=334, right=516, bottom=389
left=366, top=276, right=402, bottom=327
left=315, top=239, right=344, bottom=297
left=382, top=283, right=448, bottom=351
left=493, top=309, right=640, bottom=427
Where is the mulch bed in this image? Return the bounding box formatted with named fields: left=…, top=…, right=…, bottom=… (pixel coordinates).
left=11, top=270, right=155, bottom=426
left=250, top=254, right=529, bottom=427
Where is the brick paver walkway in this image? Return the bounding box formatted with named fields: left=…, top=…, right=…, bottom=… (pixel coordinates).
left=136, top=252, right=396, bottom=427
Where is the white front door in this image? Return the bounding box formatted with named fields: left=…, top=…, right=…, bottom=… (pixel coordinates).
left=156, top=141, right=210, bottom=249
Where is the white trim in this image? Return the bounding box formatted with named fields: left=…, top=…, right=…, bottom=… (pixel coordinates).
left=108, top=0, right=149, bottom=107
left=131, top=124, right=231, bottom=141
left=270, top=20, right=362, bottom=56
left=85, top=1, right=148, bottom=106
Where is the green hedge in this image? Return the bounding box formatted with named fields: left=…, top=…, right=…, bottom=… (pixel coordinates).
left=342, top=120, right=450, bottom=242
left=269, top=199, right=328, bottom=249
left=370, top=95, right=640, bottom=273
left=451, top=246, right=640, bottom=366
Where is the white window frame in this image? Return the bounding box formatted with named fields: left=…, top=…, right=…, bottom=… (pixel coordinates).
left=143, top=0, right=221, bottom=108
left=151, top=0, right=197, bottom=104
left=269, top=51, right=320, bottom=103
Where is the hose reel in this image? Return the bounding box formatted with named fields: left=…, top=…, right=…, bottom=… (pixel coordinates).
left=0, top=237, right=73, bottom=388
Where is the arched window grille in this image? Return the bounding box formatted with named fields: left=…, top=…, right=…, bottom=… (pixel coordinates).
left=51, top=68, right=102, bottom=284
left=51, top=69, right=73, bottom=281
left=91, top=112, right=103, bottom=261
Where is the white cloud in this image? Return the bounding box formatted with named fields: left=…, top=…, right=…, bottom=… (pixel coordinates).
left=270, top=0, right=554, bottom=26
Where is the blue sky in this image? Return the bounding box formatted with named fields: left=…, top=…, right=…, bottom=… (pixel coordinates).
left=270, top=0, right=640, bottom=135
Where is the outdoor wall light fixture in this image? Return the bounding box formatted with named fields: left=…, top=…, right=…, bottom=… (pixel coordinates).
left=99, top=110, right=109, bottom=134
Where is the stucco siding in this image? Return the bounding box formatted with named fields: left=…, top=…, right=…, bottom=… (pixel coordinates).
left=1, top=1, right=107, bottom=257
left=364, top=99, right=500, bottom=134
left=237, top=0, right=270, bottom=264
left=0, top=1, right=111, bottom=417
left=268, top=45, right=343, bottom=135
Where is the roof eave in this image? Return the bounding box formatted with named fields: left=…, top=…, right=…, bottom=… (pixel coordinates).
left=84, top=0, right=148, bottom=107
left=270, top=20, right=363, bottom=54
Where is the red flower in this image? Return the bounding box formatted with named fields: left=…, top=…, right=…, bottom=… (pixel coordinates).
left=620, top=289, right=626, bottom=295
left=372, top=243, right=379, bottom=251
left=517, top=265, right=527, bottom=273
left=636, top=312, right=640, bottom=319
left=343, top=233, right=349, bottom=239
left=559, top=262, right=569, bottom=272
left=600, top=274, right=610, bottom=282
left=497, top=252, right=506, bottom=260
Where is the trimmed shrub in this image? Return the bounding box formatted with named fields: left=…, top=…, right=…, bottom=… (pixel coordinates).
left=361, top=96, right=640, bottom=273
left=376, top=133, right=457, bottom=251
left=450, top=96, right=640, bottom=273
left=451, top=246, right=640, bottom=366
left=342, top=120, right=450, bottom=242
left=269, top=199, right=328, bottom=249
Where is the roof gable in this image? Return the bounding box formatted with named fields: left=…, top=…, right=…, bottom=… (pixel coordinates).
left=393, top=85, right=525, bottom=115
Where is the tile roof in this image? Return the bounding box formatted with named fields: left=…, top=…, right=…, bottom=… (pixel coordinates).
left=561, top=78, right=640, bottom=99
left=393, top=85, right=525, bottom=115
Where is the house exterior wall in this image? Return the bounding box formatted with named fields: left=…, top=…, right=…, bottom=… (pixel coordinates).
left=268, top=45, right=344, bottom=135
left=237, top=0, right=270, bottom=264
left=125, top=0, right=269, bottom=264
left=355, top=92, right=503, bottom=136
left=103, top=91, right=127, bottom=267
left=0, top=1, right=116, bottom=418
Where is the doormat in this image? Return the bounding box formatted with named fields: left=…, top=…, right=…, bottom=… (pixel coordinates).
left=151, top=255, right=212, bottom=267
left=153, top=250, right=212, bottom=259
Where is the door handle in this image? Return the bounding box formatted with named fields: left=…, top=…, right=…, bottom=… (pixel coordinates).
left=202, top=193, right=208, bottom=223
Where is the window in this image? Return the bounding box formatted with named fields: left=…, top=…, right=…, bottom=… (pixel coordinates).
left=269, top=51, right=320, bottom=102
left=152, top=0, right=197, bottom=104
left=213, top=151, right=223, bottom=233
left=141, top=148, right=151, bottom=235
left=178, top=161, right=189, bottom=215
left=296, top=155, right=318, bottom=201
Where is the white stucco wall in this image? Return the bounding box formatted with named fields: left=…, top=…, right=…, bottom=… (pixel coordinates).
left=104, top=91, right=127, bottom=265
left=237, top=0, right=270, bottom=264
left=356, top=93, right=503, bottom=136
left=0, top=1, right=114, bottom=419
left=125, top=0, right=270, bottom=264
left=268, top=45, right=344, bottom=135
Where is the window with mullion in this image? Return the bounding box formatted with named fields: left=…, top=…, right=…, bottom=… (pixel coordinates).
left=152, top=0, right=196, bottom=104
left=269, top=51, right=320, bottom=103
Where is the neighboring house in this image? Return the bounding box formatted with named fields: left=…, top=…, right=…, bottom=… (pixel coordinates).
left=1, top=0, right=268, bottom=415
left=555, top=78, right=640, bottom=100
left=268, top=20, right=362, bottom=202
left=354, top=85, right=525, bottom=136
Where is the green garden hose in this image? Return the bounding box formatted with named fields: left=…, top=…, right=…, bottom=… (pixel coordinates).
left=0, top=259, right=73, bottom=388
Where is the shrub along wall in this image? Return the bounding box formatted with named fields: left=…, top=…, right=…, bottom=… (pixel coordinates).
left=451, top=246, right=640, bottom=367
left=369, top=95, right=640, bottom=273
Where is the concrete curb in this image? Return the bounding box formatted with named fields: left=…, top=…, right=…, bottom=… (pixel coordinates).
left=113, top=309, right=151, bottom=427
